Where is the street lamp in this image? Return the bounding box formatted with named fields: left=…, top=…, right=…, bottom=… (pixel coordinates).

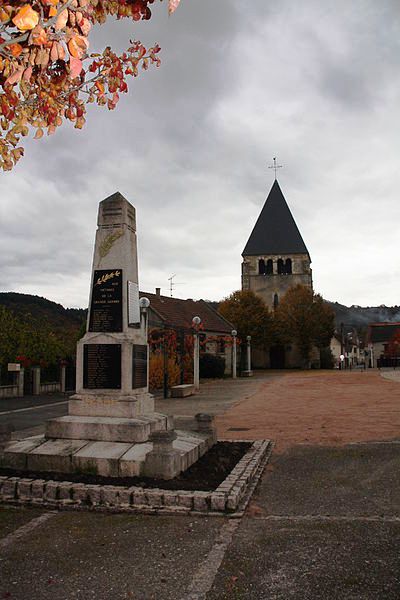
left=139, top=296, right=150, bottom=333
left=192, top=316, right=201, bottom=390
left=231, top=329, right=237, bottom=379
left=243, top=334, right=253, bottom=377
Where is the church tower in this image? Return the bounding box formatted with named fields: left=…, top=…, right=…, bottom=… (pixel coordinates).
left=242, top=179, right=312, bottom=311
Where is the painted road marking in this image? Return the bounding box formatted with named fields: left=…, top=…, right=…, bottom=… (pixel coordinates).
left=182, top=519, right=240, bottom=600
left=0, top=512, right=56, bottom=550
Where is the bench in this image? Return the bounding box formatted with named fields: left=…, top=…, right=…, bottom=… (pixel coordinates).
left=171, top=384, right=195, bottom=398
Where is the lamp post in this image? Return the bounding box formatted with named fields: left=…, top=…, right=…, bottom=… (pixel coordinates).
left=139, top=296, right=150, bottom=334
left=242, top=334, right=253, bottom=377
left=192, top=316, right=201, bottom=391
left=139, top=297, right=151, bottom=390
left=231, top=330, right=237, bottom=379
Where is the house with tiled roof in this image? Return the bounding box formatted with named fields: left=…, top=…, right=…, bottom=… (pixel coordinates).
left=367, top=322, right=400, bottom=367
left=139, top=289, right=235, bottom=376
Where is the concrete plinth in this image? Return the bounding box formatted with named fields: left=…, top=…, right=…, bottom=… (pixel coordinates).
left=2, top=430, right=214, bottom=478
left=45, top=413, right=168, bottom=443
left=69, top=393, right=154, bottom=418
left=171, top=385, right=195, bottom=398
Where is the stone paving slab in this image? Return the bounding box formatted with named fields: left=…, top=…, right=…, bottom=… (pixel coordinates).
left=0, top=510, right=223, bottom=600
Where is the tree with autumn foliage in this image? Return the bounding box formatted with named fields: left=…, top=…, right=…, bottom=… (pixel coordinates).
left=218, top=290, right=272, bottom=350
left=274, top=284, right=335, bottom=367
left=0, top=304, right=70, bottom=383
left=386, top=329, right=400, bottom=358
left=0, top=0, right=181, bottom=170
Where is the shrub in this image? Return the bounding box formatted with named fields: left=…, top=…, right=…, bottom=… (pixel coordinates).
left=320, top=347, right=334, bottom=369
left=149, top=353, right=181, bottom=390
left=199, top=353, right=225, bottom=379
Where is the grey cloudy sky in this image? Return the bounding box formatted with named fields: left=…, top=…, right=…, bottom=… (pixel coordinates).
left=1, top=0, right=399, bottom=308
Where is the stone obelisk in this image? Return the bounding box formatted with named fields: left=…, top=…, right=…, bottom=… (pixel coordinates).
left=70, top=191, right=154, bottom=418
left=2, top=192, right=214, bottom=479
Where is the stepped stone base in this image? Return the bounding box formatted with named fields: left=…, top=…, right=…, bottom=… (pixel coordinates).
left=1, top=429, right=215, bottom=479
left=45, top=413, right=170, bottom=444
left=69, top=393, right=155, bottom=419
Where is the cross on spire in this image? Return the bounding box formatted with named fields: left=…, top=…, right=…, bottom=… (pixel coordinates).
left=268, top=157, right=282, bottom=180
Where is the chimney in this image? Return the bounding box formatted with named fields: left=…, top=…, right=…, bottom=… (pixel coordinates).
left=155, top=287, right=161, bottom=297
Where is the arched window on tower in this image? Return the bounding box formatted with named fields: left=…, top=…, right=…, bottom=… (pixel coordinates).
left=285, top=258, right=292, bottom=274
left=277, top=259, right=284, bottom=274
left=258, top=259, right=265, bottom=275
left=273, top=293, right=279, bottom=309
left=265, top=259, right=273, bottom=275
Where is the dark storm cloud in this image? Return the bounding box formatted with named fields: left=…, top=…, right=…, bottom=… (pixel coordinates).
left=0, top=0, right=399, bottom=307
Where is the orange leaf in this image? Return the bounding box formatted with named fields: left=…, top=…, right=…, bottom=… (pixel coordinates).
left=34, top=128, right=44, bottom=139
left=95, top=80, right=105, bottom=94
left=48, top=6, right=57, bottom=17
left=32, top=26, right=48, bottom=46
left=12, top=5, right=39, bottom=31
left=67, top=35, right=88, bottom=59
left=9, top=43, right=23, bottom=57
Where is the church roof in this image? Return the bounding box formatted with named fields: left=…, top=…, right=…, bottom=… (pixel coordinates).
left=242, top=180, right=310, bottom=258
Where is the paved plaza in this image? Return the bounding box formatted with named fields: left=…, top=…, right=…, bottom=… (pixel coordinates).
left=1, top=370, right=400, bottom=599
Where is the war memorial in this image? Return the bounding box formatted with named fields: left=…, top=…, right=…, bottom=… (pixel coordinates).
left=0, top=193, right=270, bottom=513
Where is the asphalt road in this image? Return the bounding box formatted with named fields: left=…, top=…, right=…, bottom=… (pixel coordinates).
left=2, top=373, right=400, bottom=598
left=0, top=394, right=69, bottom=434
left=0, top=374, right=266, bottom=437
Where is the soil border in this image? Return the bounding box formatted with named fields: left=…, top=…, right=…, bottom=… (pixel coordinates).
left=0, top=440, right=272, bottom=516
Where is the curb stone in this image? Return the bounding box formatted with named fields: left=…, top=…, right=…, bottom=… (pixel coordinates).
left=0, top=440, right=272, bottom=516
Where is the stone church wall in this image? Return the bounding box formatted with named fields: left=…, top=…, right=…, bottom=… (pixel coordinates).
left=242, top=253, right=312, bottom=311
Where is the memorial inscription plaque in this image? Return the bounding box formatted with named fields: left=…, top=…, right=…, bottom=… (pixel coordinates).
left=89, top=269, right=123, bottom=332
left=132, top=344, right=148, bottom=389
left=83, top=344, right=121, bottom=389
left=128, top=281, right=140, bottom=326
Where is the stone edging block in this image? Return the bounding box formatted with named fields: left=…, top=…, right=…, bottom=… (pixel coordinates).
left=0, top=440, right=272, bottom=516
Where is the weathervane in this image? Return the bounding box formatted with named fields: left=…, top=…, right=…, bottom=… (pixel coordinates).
left=268, top=157, right=282, bottom=180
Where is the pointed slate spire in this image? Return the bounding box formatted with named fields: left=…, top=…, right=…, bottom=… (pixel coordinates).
left=242, top=180, right=310, bottom=258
